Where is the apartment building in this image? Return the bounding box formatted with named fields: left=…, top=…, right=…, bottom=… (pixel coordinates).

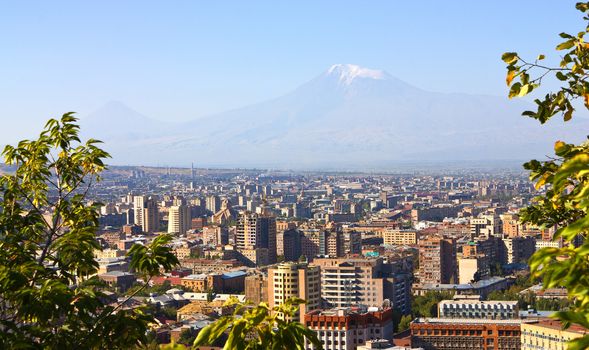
left=305, top=307, right=394, bottom=350
left=438, top=300, right=518, bottom=320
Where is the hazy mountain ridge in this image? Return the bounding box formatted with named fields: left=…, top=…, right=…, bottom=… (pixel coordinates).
left=79, top=64, right=589, bottom=168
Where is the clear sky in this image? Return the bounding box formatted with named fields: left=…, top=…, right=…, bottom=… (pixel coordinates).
left=0, top=0, right=583, bottom=140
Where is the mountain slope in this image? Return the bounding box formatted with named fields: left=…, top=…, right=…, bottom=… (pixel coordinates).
left=80, top=64, right=589, bottom=168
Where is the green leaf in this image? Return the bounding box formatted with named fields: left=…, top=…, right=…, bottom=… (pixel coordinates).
left=556, top=40, right=575, bottom=50
left=501, top=52, right=518, bottom=64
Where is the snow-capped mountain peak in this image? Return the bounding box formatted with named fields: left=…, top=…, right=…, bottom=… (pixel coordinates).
left=326, top=64, right=388, bottom=85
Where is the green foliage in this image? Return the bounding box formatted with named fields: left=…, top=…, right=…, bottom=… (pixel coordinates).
left=398, top=315, right=413, bottom=332
left=177, top=329, right=197, bottom=346
left=193, top=297, right=323, bottom=350
left=0, top=114, right=178, bottom=349
left=503, top=3, right=589, bottom=348
left=411, top=291, right=454, bottom=318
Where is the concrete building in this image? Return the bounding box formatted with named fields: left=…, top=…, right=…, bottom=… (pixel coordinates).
left=98, top=271, right=136, bottom=292
left=521, top=319, right=588, bottom=350
left=202, top=226, right=228, bottom=246
left=134, top=196, right=159, bottom=233
left=500, top=236, right=535, bottom=264
left=319, top=230, right=343, bottom=257
left=383, top=229, right=419, bottom=246
left=457, top=252, right=489, bottom=284
left=236, top=212, right=277, bottom=266
left=305, top=307, right=394, bottom=350
left=342, top=230, right=362, bottom=255
left=267, top=262, right=321, bottom=322
left=206, top=195, right=221, bottom=213
left=411, top=318, right=522, bottom=350
left=314, top=257, right=386, bottom=309
left=283, top=228, right=303, bottom=262
left=168, top=202, right=191, bottom=235
left=418, top=236, right=456, bottom=285
left=414, top=276, right=513, bottom=300
left=411, top=205, right=461, bottom=222
left=438, top=300, right=519, bottom=320
left=245, top=273, right=267, bottom=305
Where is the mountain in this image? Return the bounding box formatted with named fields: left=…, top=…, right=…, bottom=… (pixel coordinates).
left=80, top=64, right=589, bottom=168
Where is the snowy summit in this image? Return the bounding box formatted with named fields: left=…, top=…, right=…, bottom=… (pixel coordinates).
left=326, top=64, right=388, bottom=85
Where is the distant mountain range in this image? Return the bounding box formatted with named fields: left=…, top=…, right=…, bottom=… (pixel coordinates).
left=80, top=64, right=589, bottom=169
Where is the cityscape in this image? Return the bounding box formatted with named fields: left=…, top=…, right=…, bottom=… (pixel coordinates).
left=3, top=161, right=577, bottom=349
left=2, top=1, right=589, bottom=350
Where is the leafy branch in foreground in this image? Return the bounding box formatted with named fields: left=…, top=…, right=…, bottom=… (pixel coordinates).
left=192, top=297, right=322, bottom=350
left=503, top=2, right=589, bottom=349
left=0, top=113, right=178, bottom=349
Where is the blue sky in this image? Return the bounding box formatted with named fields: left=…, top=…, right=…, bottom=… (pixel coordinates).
left=0, top=0, right=582, bottom=140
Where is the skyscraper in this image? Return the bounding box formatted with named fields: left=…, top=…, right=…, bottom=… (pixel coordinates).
left=267, top=262, right=321, bottom=322
left=418, top=236, right=457, bottom=285
left=133, top=195, right=159, bottom=233
left=168, top=197, right=191, bottom=235
left=236, top=212, right=277, bottom=266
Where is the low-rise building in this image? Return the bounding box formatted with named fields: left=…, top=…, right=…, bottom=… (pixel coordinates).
left=411, top=318, right=522, bottom=350
left=98, top=271, right=136, bottom=292
left=521, top=319, right=588, bottom=350
left=438, top=300, right=518, bottom=320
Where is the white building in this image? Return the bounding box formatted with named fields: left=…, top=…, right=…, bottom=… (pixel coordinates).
left=438, top=299, right=519, bottom=320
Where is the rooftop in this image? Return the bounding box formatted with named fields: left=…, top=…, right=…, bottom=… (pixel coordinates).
left=414, top=317, right=523, bottom=325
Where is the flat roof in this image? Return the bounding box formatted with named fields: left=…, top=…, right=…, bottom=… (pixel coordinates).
left=414, top=317, right=523, bottom=325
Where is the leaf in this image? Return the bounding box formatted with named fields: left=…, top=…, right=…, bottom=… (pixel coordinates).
left=518, top=84, right=531, bottom=97
left=556, top=40, right=575, bottom=50
left=537, top=54, right=545, bottom=60
left=501, top=52, right=518, bottom=64
left=508, top=82, right=522, bottom=99
left=564, top=108, right=574, bottom=121
left=554, top=140, right=567, bottom=153
left=506, top=70, right=515, bottom=86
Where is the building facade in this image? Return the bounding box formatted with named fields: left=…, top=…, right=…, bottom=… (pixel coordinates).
left=438, top=300, right=518, bottom=320
left=410, top=318, right=522, bottom=350
left=305, top=307, right=394, bottom=350
left=267, top=262, right=321, bottom=322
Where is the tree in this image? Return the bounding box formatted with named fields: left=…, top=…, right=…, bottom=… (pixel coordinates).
left=503, top=3, right=589, bottom=349
left=0, top=114, right=179, bottom=349
left=411, top=291, right=453, bottom=318
left=177, top=329, right=197, bottom=346
left=398, top=315, right=413, bottom=332
left=193, top=297, right=323, bottom=350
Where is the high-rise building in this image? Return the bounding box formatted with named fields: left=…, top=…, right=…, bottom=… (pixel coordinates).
left=313, top=257, right=386, bottom=309
left=205, top=195, right=221, bottom=213
left=499, top=236, right=535, bottom=264
left=342, top=230, right=362, bottom=255
left=418, top=236, right=456, bottom=285
left=267, top=262, right=321, bottom=322
left=236, top=212, right=277, bottom=266
left=470, top=213, right=502, bottom=239
left=168, top=197, right=191, bottom=235
left=133, top=196, right=159, bottom=233
left=244, top=273, right=267, bottom=305
left=319, top=230, right=343, bottom=257
left=282, top=229, right=302, bottom=262
left=301, top=229, right=321, bottom=260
